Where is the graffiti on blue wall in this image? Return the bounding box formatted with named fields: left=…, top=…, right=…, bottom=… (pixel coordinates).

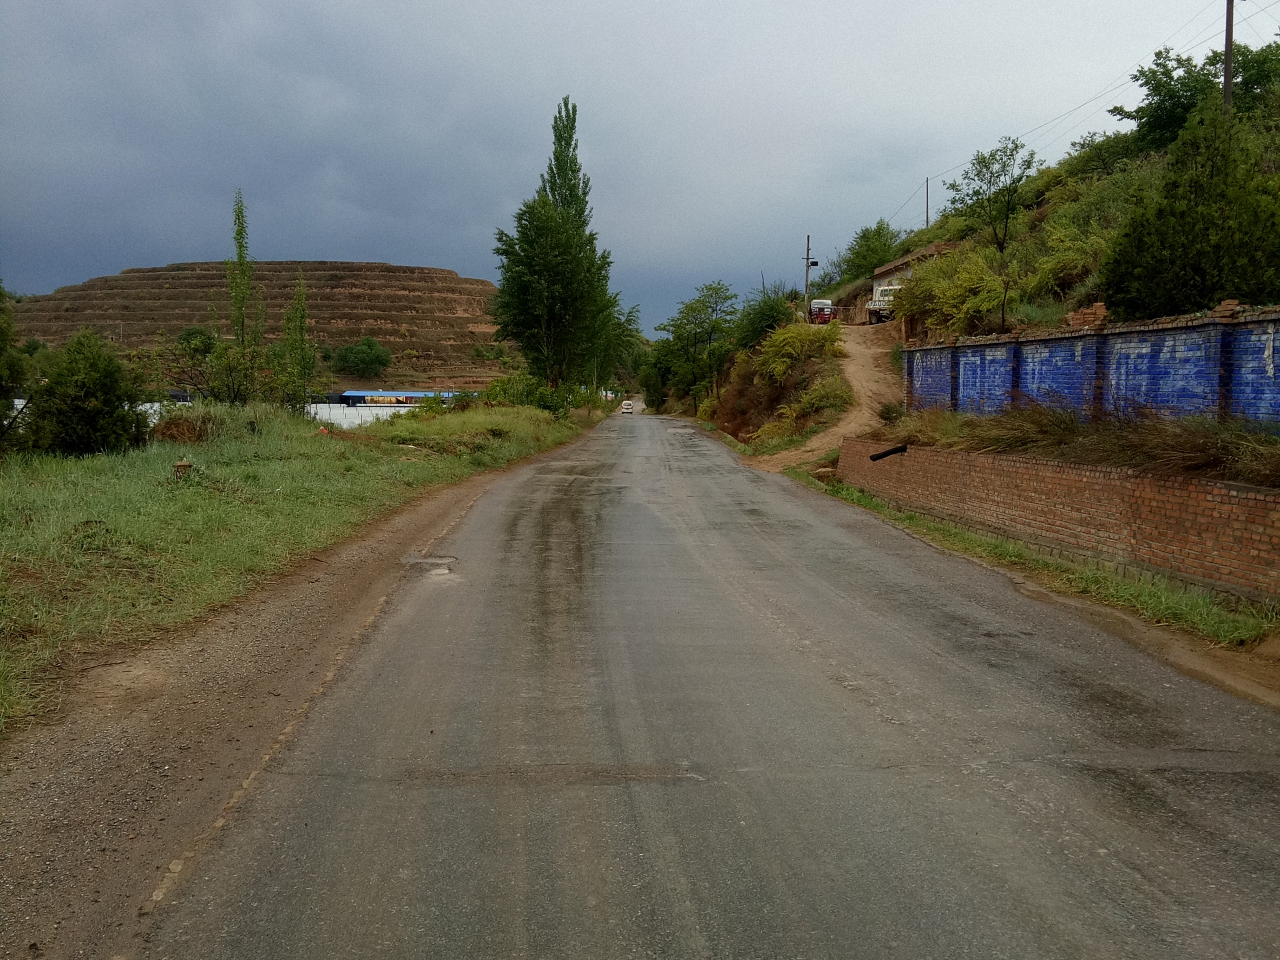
left=904, top=314, right=1280, bottom=422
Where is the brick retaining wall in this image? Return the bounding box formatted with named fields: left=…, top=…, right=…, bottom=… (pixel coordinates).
left=836, top=438, right=1279, bottom=601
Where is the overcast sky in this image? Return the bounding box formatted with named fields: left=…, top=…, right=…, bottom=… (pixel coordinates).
left=2, top=0, right=1275, bottom=332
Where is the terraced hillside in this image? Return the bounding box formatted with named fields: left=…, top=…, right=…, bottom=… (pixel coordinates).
left=12, top=261, right=507, bottom=389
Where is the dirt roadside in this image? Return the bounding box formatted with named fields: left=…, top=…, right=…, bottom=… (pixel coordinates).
left=751, top=321, right=900, bottom=472
left=0, top=436, right=585, bottom=960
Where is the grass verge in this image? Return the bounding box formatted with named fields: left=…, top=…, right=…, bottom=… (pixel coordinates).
left=0, top=403, right=580, bottom=731
left=785, top=465, right=1279, bottom=647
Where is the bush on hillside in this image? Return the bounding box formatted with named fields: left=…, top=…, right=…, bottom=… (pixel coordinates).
left=755, top=321, right=844, bottom=384
left=22, top=331, right=150, bottom=456
left=710, top=325, right=852, bottom=444
left=735, top=283, right=797, bottom=350
left=332, top=336, right=392, bottom=379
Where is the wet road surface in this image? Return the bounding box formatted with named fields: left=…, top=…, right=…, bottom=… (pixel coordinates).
left=148, top=415, right=1280, bottom=959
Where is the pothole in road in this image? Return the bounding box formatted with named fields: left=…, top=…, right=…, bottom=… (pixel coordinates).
left=404, top=555, right=458, bottom=567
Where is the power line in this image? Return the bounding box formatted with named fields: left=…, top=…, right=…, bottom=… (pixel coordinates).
left=874, top=0, right=1278, bottom=235
left=886, top=180, right=926, bottom=226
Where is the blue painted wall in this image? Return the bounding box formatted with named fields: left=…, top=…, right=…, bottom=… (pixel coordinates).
left=909, top=348, right=952, bottom=410
left=905, top=316, right=1280, bottom=422
left=1102, top=327, right=1222, bottom=416
left=1020, top=337, right=1097, bottom=409
left=957, top=344, right=1016, bottom=413
left=1231, top=322, right=1280, bottom=420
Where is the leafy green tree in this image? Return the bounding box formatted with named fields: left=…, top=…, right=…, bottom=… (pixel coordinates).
left=1111, top=42, right=1280, bottom=153
left=818, top=220, right=905, bottom=288
left=167, top=192, right=266, bottom=404
left=656, top=281, right=738, bottom=401
left=333, top=336, right=392, bottom=379
left=0, top=283, right=30, bottom=448
left=947, top=137, right=1037, bottom=254
left=1101, top=93, right=1280, bottom=320
left=1110, top=48, right=1219, bottom=153
left=492, top=96, right=620, bottom=388
left=735, top=280, right=796, bottom=350
left=945, top=137, right=1038, bottom=332
left=23, top=331, right=149, bottom=456
left=267, top=273, right=318, bottom=411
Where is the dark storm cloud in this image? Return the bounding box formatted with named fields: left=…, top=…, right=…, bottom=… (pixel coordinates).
left=0, top=0, right=1245, bottom=329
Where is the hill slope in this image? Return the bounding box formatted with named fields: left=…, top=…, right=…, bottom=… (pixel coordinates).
left=12, top=261, right=506, bottom=388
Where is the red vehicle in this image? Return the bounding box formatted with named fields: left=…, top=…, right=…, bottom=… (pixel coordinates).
left=808, top=299, right=836, bottom=324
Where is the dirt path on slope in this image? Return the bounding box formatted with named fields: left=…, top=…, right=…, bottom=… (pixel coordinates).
left=0, top=439, right=586, bottom=960
left=752, top=321, right=901, bottom=472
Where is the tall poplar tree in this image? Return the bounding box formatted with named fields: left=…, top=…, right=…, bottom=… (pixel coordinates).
left=492, top=97, right=621, bottom=388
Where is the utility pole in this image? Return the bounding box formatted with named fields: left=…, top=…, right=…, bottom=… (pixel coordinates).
left=926, top=177, right=930, bottom=229
left=804, top=235, right=819, bottom=317
left=1224, top=0, right=1237, bottom=109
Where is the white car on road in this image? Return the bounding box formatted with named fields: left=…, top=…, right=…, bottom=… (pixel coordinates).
left=620, top=400, right=634, bottom=414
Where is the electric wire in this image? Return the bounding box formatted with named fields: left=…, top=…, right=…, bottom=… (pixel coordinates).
left=874, top=1, right=1276, bottom=236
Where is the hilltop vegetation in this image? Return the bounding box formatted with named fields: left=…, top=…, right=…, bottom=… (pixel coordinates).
left=638, top=281, right=852, bottom=449
left=819, top=38, right=1280, bottom=338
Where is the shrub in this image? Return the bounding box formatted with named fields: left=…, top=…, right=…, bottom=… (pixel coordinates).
left=879, top=402, right=905, bottom=424
left=736, top=283, right=797, bottom=350
left=1, top=286, right=28, bottom=445
left=150, top=405, right=234, bottom=444
left=333, top=337, right=392, bottom=378
left=22, top=331, right=150, bottom=456
left=756, top=321, right=844, bottom=384
left=778, top=376, right=853, bottom=422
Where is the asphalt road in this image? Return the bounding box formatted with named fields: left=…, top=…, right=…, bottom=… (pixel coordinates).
left=148, top=415, right=1280, bottom=959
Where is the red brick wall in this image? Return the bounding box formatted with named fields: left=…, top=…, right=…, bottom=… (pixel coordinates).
left=837, top=438, right=1279, bottom=601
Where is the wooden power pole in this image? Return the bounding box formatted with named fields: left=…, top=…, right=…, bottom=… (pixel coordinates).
left=1225, top=0, right=1237, bottom=109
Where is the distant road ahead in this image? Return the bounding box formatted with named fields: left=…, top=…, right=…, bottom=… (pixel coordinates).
left=149, top=415, right=1280, bottom=959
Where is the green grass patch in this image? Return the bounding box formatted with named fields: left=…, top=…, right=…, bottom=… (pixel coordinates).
left=787, top=469, right=1278, bottom=647
left=0, top=403, right=579, bottom=731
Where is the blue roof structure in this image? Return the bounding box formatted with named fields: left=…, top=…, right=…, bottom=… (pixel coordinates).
left=340, top=390, right=455, bottom=398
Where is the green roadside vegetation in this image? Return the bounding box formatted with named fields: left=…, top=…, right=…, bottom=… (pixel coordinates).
left=0, top=95, right=643, bottom=734
left=638, top=282, right=853, bottom=444
left=0, top=403, right=583, bottom=731
left=786, top=459, right=1278, bottom=648
left=816, top=38, right=1280, bottom=337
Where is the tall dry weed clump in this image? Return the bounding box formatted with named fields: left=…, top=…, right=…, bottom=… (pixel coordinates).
left=877, top=405, right=1280, bottom=488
